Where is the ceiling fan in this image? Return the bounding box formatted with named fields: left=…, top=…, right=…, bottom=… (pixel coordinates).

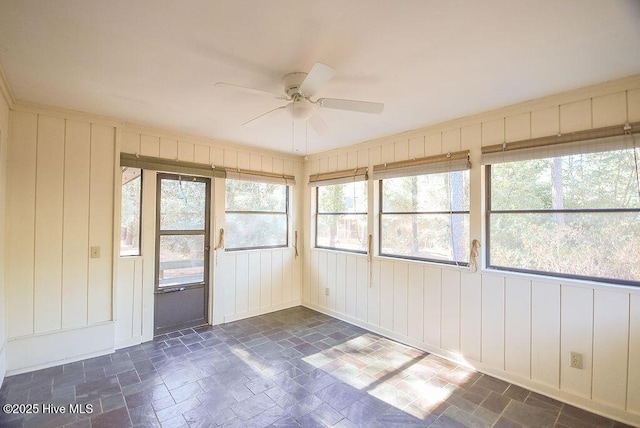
left=215, top=62, right=384, bottom=135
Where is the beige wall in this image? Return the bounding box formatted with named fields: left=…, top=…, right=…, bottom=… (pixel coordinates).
left=0, top=77, right=11, bottom=386
left=302, top=75, right=640, bottom=426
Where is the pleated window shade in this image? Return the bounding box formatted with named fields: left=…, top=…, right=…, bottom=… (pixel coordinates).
left=308, top=167, right=368, bottom=187
left=120, top=153, right=226, bottom=178
left=372, top=150, right=470, bottom=180
left=225, top=169, right=296, bottom=185
left=481, top=122, right=640, bottom=165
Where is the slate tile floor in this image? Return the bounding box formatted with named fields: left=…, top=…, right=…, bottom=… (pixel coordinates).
left=0, top=307, right=632, bottom=428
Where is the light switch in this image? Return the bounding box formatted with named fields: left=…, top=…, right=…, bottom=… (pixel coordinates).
left=90, top=246, right=100, bottom=258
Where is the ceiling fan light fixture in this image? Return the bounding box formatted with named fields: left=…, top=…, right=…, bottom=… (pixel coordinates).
left=287, top=101, right=316, bottom=122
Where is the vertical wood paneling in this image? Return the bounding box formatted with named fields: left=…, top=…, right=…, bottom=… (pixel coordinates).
left=531, top=106, right=559, bottom=138
left=344, top=255, right=357, bottom=318
left=425, top=133, right=441, bottom=156
left=560, top=285, right=593, bottom=398
left=442, top=129, right=461, bottom=153
left=121, top=131, right=140, bottom=154
left=592, top=92, right=627, bottom=128
left=292, top=247, right=301, bottom=303
left=88, top=124, right=115, bottom=324
left=461, top=124, right=481, bottom=151
left=407, top=265, right=424, bottom=342
left=309, top=251, right=319, bottom=306
left=505, top=112, right=531, bottom=142
left=628, top=88, right=640, bottom=122
left=237, top=151, right=250, bottom=170
left=326, top=155, right=337, bottom=172
left=318, top=157, right=328, bottom=174
left=379, top=261, right=394, bottom=331
left=369, top=146, right=381, bottom=166
left=115, top=259, right=134, bottom=342
left=272, top=156, right=285, bottom=174
left=394, top=140, right=409, bottom=161
left=423, top=266, right=441, bottom=347
left=260, top=252, right=272, bottom=308
left=356, top=258, right=368, bottom=322
left=132, top=259, right=143, bottom=338
left=34, top=115, right=65, bottom=333
left=560, top=99, right=592, bottom=133
left=592, top=290, right=628, bottom=409
left=219, top=253, right=235, bottom=317
left=336, top=154, right=348, bottom=171
left=261, top=156, right=273, bottom=173
left=193, top=144, right=210, bottom=164
left=177, top=141, right=194, bottom=162
left=282, top=251, right=293, bottom=303
left=368, top=260, right=380, bottom=326
left=357, top=149, right=369, bottom=167
left=460, top=272, right=481, bottom=361
left=505, top=278, right=531, bottom=379
left=271, top=251, right=283, bottom=307
left=392, top=263, right=408, bottom=336
left=628, top=294, right=640, bottom=414
left=335, top=253, right=346, bottom=314
left=159, top=138, right=178, bottom=159
left=235, top=253, right=249, bottom=314
left=347, top=151, right=358, bottom=169
left=381, top=144, right=395, bottom=163
left=441, top=270, right=461, bottom=352
left=482, top=118, right=504, bottom=146
left=408, top=136, right=424, bottom=159
left=482, top=275, right=505, bottom=368
left=326, top=253, right=336, bottom=311
left=7, top=111, right=37, bottom=337
left=62, top=120, right=90, bottom=328
left=248, top=252, right=261, bottom=312
left=531, top=281, right=561, bottom=388
left=140, top=134, right=159, bottom=157
left=249, top=153, right=262, bottom=171
left=317, top=251, right=328, bottom=308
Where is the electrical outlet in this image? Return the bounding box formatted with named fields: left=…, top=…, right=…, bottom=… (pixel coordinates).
left=90, top=246, right=100, bottom=258
left=325, top=288, right=330, bottom=296
left=570, top=352, right=583, bottom=369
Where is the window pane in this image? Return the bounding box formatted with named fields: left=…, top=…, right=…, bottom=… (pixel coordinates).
left=382, top=171, right=469, bottom=212
left=381, top=213, right=469, bottom=263
left=225, top=213, right=287, bottom=249
left=226, top=180, right=287, bottom=212
left=159, top=235, right=205, bottom=287
left=120, top=168, right=141, bottom=256
left=316, top=214, right=367, bottom=252
left=318, top=182, right=367, bottom=213
left=489, top=212, right=640, bottom=283
left=160, top=179, right=207, bottom=230
left=491, top=150, right=640, bottom=211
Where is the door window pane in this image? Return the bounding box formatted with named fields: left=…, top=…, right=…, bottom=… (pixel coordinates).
left=158, top=235, right=205, bottom=287
left=160, top=179, right=207, bottom=230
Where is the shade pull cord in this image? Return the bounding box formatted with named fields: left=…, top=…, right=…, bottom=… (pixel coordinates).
left=294, top=231, right=299, bottom=258
left=625, top=124, right=640, bottom=203
left=367, top=234, right=373, bottom=287
left=214, top=228, right=224, bottom=266
left=469, top=239, right=481, bottom=273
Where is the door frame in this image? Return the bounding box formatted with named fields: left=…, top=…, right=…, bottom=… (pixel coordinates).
left=153, top=172, right=211, bottom=335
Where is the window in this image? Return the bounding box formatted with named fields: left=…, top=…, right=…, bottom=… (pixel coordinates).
left=487, top=145, right=640, bottom=285
left=316, top=182, right=368, bottom=252
left=225, top=179, right=289, bottom=250
left=120, top=167, right=142, bottom=256
left=380, top=171, right=470, bottom=264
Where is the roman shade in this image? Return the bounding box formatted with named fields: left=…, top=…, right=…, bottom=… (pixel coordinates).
left=372, top=150, right=471, bottom=180
left=226, top=168, right=296, bottom=185
left=120, top=153, right=226, bottom=178
left=308, top=167, right=368, bottom=187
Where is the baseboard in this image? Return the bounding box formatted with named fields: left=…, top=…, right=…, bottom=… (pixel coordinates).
left=223, top=300, right=302, bottom=324
left=6, top=322, right=115, bottom=376
left=115, top=336, right=144, bottom=350
left=303, top=302, right=640, bottom=427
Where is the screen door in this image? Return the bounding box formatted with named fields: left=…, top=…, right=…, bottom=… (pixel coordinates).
left=154, top=173, right=210, bottom=335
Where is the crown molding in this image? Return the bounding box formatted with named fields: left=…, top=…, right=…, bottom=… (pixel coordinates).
left=0, top=62, right=15, bottom=108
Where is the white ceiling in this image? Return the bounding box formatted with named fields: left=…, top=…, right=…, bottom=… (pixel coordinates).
left=1, top=1, right=640, bottom=155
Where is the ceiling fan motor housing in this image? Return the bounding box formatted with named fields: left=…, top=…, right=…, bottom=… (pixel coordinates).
left=284, top=72, right=308, bottom=97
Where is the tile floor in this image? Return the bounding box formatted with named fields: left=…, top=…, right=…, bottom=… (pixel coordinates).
left=0, top=307, right=632, bottom=428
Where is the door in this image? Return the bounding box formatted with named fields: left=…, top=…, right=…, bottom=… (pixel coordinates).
left=154, top=173, right=211, bottom=335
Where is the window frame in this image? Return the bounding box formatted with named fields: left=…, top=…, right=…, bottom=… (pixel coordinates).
left=378, top=171, right=470, bottom=266
left=314, top=182, right=368, bottom=254
left=485, top=162, right=640, bottom=287
left=224, top=180, right=290, bottom=251
left=119, top=167, right=143, bottom=257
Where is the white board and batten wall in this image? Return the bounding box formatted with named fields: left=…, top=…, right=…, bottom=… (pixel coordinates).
left=115, top=128, right=304, bottom=348
left=0, top=79, right=12, bottom=384
left=303, top=76, right=640, bottom=426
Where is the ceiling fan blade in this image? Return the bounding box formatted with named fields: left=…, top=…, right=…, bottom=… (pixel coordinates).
left=308, top=114, right=328, bottom=136
left=215, top=82, right=287, bottom=100
left=317, top=97, right=384, bottom=114
left=242, top=105, right=287, bottom=127
left=299, top=62, right=336, bottom=96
